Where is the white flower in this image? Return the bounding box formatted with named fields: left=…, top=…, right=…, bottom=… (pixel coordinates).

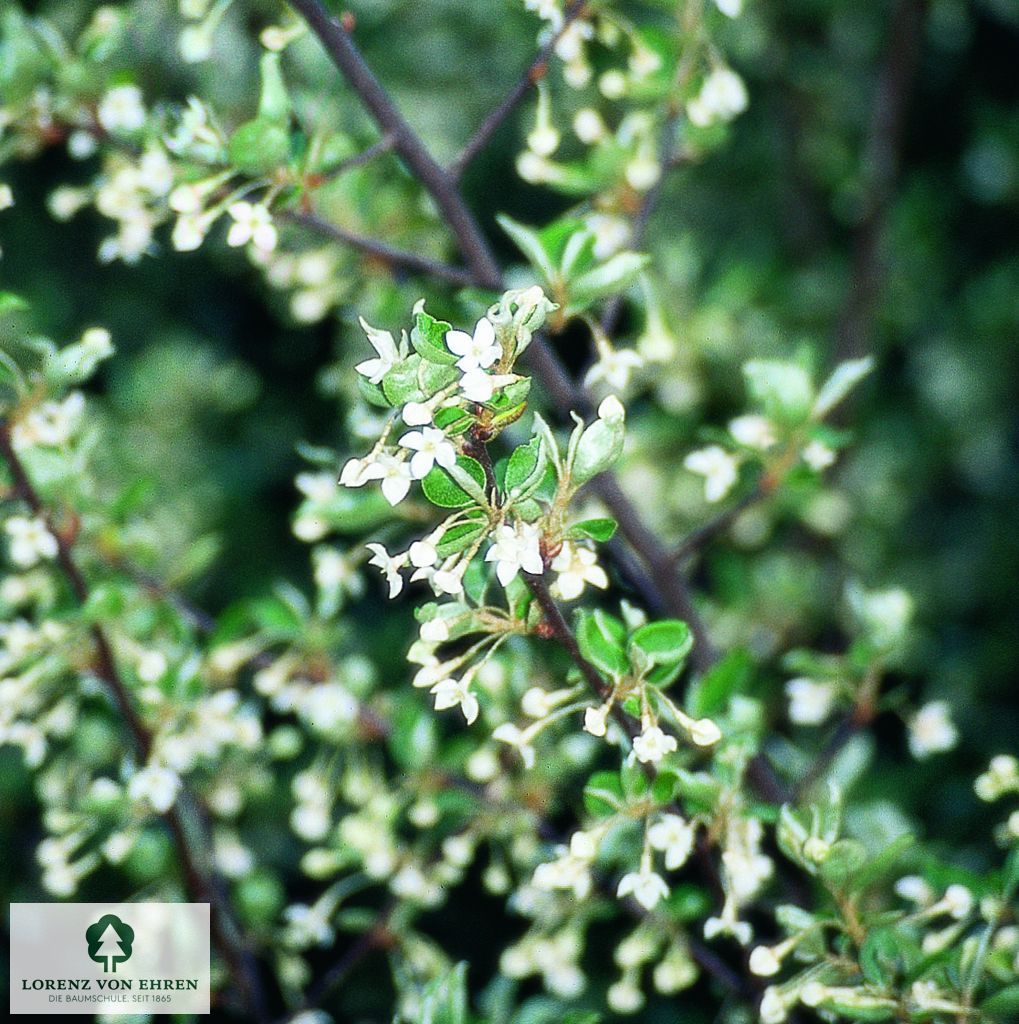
left=137, top=650, right=168, bottom=684
left=729, top=414, right=777, bottom=450
left=97, top=85, right=146, bottom=133
left=485, top=522, right=544, bottom=586
left=908, top=701, right=957, bottom=759
left=11, top=392, right=85, bottom=449
left=942, top=883, right=973, bottom=919
left=460, top=367, right=496, bottom=403
left=687, top=68, right=748, bottom=127
left=584, top=706, right=608, bottom=737
left=684, top=445, right=739, bottom=503
left=172, top=212, right=212, bottom=252
left=748, top=945, right=782, bottom=977
left=409, top=539, right=438, bottom=569
left=431, top=677, right=479, bottom=725
left=492, top=722, right=536, bottom=769
left=137, top=148, right=174, bottom=195
left=445, top=318, right=501, bottom=372
left=5, top=516, right=59, bottom=568
left=420, top=617, right=449, bottom=644
left=715, top=0, right=743, bottom=17
left=399, top=427, right=457, bottom=479
left=0, top=184, right=13, bottom=211
left=573, top=108, right=606, bottom=144
left=226, top=201, right=277, bottom=252
left=803, top=439, right=836, bottom=470
left=584, top=345, right=643, bottom=392
left=402, top=401, right=433, bottom=426
left=607, top=978, right=645, bottom=1014
left=648, top=814, right=695, bottom=870
left=354, top=318, right=400, bottom=384
left=895, top=875, right=934, bottom=904
left=587, top=213, right=631, bottom=259
left=632, top=725, right=678, bottom=764
left=365, top=543, right=407, bottom=598
left=338, top=456, right=373, bottom=488
left=759, top=987, right=789, bottom=1024
left=786, top=677, right=836, bottom=726
left=617, top=868, right=669, bottom=910
left=362, top=453, right=412, bottom=506
left=550, top=543, right=609, bottom=600
left=127, top=764, right=181, bottom=813
left=432, top=563, right=466, bottom=596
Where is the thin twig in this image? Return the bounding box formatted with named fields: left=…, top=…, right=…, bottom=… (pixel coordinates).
left=670, top=485, right=766, bottom=565
left=0, top=422, right=270, bottom=1024
left=313, top=132, right=395, bottom=184
left=285, top=0, right=502, bottom=288
left=282, top=210, right=478, bottom=287
left=448, top=1, right=588, bottom=182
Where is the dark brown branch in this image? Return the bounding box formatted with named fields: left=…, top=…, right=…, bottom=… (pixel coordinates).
left=834, top=0, right=924, bottom=361
left=448, top=1, right=588, bottom=182
left=0, top=422, right=270, bottom=1023
left=282, top=210, right=478, bottom=287
left=285, top=0, right=501, bottom=288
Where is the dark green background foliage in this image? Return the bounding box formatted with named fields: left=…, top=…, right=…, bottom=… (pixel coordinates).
left=1, top=0, right=1018, bottom=1019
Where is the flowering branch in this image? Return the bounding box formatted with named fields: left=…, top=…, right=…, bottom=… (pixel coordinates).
left=448, top=0, right=589, bottom=182
left=0, top=420, right=270, bottom=1024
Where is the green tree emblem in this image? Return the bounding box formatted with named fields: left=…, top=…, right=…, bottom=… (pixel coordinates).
left=85, top=914, right=135, bottom=974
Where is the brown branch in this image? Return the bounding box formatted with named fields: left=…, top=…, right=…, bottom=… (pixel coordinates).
left=448, top=1, right=589, bottom=182
left=282, top=210, right=478, bottom=287
left=285, top=0, right=501, bottom=288
left=0, top=422, right=270, bottom=1023
left=834, top=0, right=924, bottom=361
left=313, top=131, right=395, bottom=184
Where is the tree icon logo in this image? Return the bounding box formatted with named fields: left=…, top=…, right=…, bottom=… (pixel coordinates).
left=85, top=914, right=135, bottom=973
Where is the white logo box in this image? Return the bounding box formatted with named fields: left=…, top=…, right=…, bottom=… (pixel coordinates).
left=9, top=902, right=210, bottom=1015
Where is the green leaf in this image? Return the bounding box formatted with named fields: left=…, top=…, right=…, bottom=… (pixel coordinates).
left=411, top=308, right=458, bottom=365
left=228, top=118, right=291, bottom=174
left=629, top=620, right=693, bottom=669
left=744, top=359, right=815, bottom=425
left=686, top=649, right=751, bottom=718
left=497, top=214, right=556, bottom=282
left=818, top=839, right=868, bottom=887
left=257, top=51, right=291, bottom=123
left=583, top=770, right=624, bottom=817
left=356, top=375, right=391, bottom=408
left=567, top=517, right=617, bottom=542
left=504, top=437, right=546, bottom=499
left=569, top=251, right=650, bottom=307
left=418, top=961, right=468, bottom=1024
left=576, top=609, right=629, bottom=678
left=422, top=456, right=487, bottom=508
left=436, top=516, right=487, bottom=558
left=0, top=291, right=29, bottom=315
left=381, top=354, right=424, bottom=406
left=812, top=357, right=874, bottom=418
left=982, top=985, right=1019, bottom=1018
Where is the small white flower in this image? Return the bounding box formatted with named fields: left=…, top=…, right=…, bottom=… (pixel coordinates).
left=362, top=453, right=412, bottom=506
left=365, top=543, right=407, bottom=598
left=432, top=563, right=466, bottom=596
left=0, top=184, right=13, bottom=211
left=127, top=764, right=181, bottom=813
left=786, top=677, right=836, bottom=726
left=97, top=85, right=146, bottom=133
left=485, top=522, right=544, bottom=586
left=550, top=543, right=609, bottom=600
left=648, top=814, right=695, bottom=870
left=354, top=318, right=400, bottom=384
left=684, top=445, right=739, bottom=503
left=687, top=68, right=748, bottom=127
left=226, top=201, right=277, bottom=252
left=759, top=987, right=789, bottom=1024
left=172, top=212, right=212, bottom=252
left=409, top=540, right=439, bottom=569
left=399, top=427, right=457, bottom=479
left=5, top=516, right=59, bottom=568
left=402, top=401, right=433, bottom=426
left=632, top=725, right=678, bottom=764
left=460, top=367, right=496, bottom=403
left=943, top=883, right=973, bottom=919
left=715, top=0, right=743, bottom=17
left=492, top=722, right=536, bottom=769
left=338, top=456, right=373, bottom=488
left=573, top=108, right=606, bottom=144
left=419, top=617, right=449, bottom=644
left=584, top=345, right=643, bottom=392
left=584, top=706, right=608, bottom=737
left=617, top=868, right=669, bottom=910
left=729, top=414, right=777, bottom=450
left=445, top=318, right=501, bottom=372
left=803, top=439, right=837, bottom=471
left=908, top=701, right=958, bottom=759
left=430, top=677, right=479, bottom=725
left=748, top=945, right=782, bottom=977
